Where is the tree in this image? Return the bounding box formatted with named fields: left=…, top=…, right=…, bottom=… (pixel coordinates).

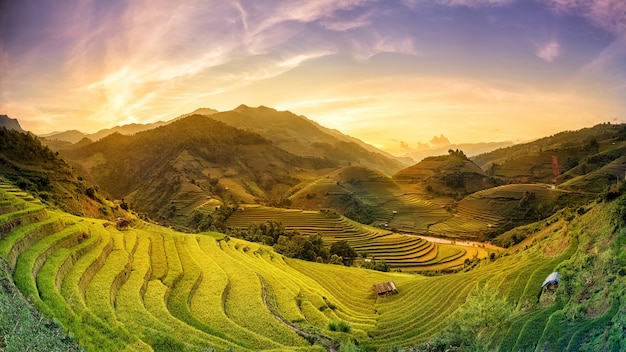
left=329, top=240, right=357, bottom=266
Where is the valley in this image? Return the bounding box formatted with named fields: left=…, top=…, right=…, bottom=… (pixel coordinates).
left=1, top=176, right=624, bottom=351
left=4, top=1, right=626, bottom=350
left=1, top=113, right=626, bottom=351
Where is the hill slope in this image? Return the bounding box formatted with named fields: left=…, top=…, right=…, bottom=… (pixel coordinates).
left=0, top=127, right=119, bottom=218
left=289, top=166, right=450, bottom=231
left=60, top=115, right=337, bottom=223
left=394, top=150, right=496, bottom=199
left=1, top=178, right=625, bottom=351
left=200, top=105, right=408, bottom=176
left=472, top=123, right=626, bottom=189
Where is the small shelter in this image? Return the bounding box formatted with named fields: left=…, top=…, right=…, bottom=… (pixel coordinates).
left=116, top=217, right=131, bottom=231
left=371, top=281, right=398, bottom=298
left=541, top=272, right=561, bottom=290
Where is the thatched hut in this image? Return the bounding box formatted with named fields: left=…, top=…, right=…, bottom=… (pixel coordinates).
left=371, top=281, right=398, bottom=298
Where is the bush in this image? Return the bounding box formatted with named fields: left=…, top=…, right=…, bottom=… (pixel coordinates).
left=328, top=320, right=351, bottom=333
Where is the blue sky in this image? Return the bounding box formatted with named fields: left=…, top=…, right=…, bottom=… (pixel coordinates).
left=1, top=0, right=625, bottom=153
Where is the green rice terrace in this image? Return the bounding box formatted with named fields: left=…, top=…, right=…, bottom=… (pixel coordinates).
left=287, top=166, right=450, bottom=233
left=226, top=205, right=492, bottom=272
left=429, top=183, right=593, bottom=239
left=1, top=178, right=626, bottom=351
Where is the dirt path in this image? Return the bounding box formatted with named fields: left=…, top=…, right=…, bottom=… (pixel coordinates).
left=409, top=234, right=505, bottom=251
left=257, top=274, right=337, bottom=352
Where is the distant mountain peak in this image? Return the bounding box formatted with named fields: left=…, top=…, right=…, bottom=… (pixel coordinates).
left=0, top=114, right=25, bottom=132
left=234, top=104, right=278, bottom=113
left=186, top=107, right=219, bottom=116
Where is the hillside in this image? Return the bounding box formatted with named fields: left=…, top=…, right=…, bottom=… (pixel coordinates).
left=430, top=183, right=594, bottom=241
left=472, top=123, right=626, bottom=189
left=288, top=166, right=449, bottom=231
left=224, top=204, right=489, bottom=271
left=60, top=115, right=337, bottom=223
left=0, top=127, right=119, bottom=218
left=198, top=105, right=408, bottom=176
left=1, top=176, right=625, bottom=351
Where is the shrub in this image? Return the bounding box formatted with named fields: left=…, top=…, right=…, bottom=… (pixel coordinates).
left=328, top=320, right=351, bottom=333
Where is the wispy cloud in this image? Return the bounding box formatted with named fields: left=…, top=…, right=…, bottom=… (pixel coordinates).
left=535, top=41, right=561, bottom=62
left=403, top=0, right=515, bottom=9
left=538, top=0, right=626, bottom=38
left=319, top=10, right=375, bottom=31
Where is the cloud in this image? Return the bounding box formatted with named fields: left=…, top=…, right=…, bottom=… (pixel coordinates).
left=435, top=0, right=515, bottom=7
left=538, top=0, right=626, bottom=38
left=318, top=10, right=375, bottom=31
left=402, top=0, right=515, bottom=9
left=277, top=51, right=335, bottom=68
left=236, top=0, right=370, bottom=36
left=535, top=41, right=560, bottom=62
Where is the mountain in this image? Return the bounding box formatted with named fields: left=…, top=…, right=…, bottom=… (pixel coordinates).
left=178, top=107, right=219, bottom=118
left=191, top=105, right=408, bottom=175
left=2, top=158, right=625, bottom=351
left=0, top=115, right=25, bottom=132
left=41, top=118, right=191, bottom=144
left=60, top=114, right=338, bottom=224
left=39, top=129, right=87, bottom=144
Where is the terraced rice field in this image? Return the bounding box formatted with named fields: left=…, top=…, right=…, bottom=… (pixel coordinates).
left=227, top=205, right=492, bottom=271
left=429, top=183, right=574, bottom=238
left=1, top=180, right=619, bottom=351
left=289, top=167, right=451, bottom=232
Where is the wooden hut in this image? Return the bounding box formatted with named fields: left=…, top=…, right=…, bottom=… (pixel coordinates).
left=371, top=281, right=398, bottom=298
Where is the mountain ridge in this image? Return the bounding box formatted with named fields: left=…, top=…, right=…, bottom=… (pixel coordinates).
left=0, top=114, right=25, bottom=132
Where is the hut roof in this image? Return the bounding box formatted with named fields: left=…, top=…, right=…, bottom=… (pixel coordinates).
left=371, top=281, right=397, bottom=296
left=541, top=272, right=561, bottom=288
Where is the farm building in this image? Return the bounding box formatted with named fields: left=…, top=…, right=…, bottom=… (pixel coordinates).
left=541, top=272, right=561, bottom=290
left=372, top=281, right=398, bottom=298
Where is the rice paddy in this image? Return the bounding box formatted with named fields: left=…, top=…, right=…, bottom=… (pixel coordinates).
left=226, top=205, right=493, bottom=271
left=1, top=180, right=621, bottom=351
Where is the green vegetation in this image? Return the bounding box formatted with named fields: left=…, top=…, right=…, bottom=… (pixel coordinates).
left=0, top=256, right=82, bottom=351
left=393, top=150, right=494, bottom=198
left=3, top=121, right=626, bottom=351
left=0, top=127, right=119, bottom=218
left=225, top=205, right=492, bottom=271
left=1, top=171, right=626, bottom=351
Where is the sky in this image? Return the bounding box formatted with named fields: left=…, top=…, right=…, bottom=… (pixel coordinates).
left=1, top=0, right=625, bottom=155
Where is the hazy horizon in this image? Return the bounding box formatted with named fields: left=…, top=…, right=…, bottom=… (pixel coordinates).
left=1, top=0, right=625, bottom=154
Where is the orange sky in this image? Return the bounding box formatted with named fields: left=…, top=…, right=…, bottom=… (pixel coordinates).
left=1, top=0, right=625, bottom=155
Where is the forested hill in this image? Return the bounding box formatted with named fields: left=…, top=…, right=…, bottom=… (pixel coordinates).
left=0, top=127, right=117, bottom=217
left=59, top=114, right=339, bottom=222
left=195, top=105, right=408, bottom=175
